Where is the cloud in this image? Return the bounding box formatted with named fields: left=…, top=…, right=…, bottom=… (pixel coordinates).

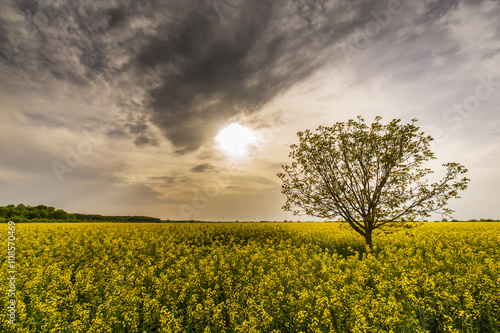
left=134, top=0, right=369, bottom=152
left=1, top=0, right=499, bottom=221
left=7, top=0, right=469, bottom=152
left=191, top=163, right=214, bottom=173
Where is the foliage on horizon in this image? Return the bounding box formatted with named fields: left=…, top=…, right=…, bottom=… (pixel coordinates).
left=0, top=204, right=160, bottom=222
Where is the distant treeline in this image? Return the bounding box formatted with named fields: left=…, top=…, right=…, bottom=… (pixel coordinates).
left=0, top=204, right=161, bottom=223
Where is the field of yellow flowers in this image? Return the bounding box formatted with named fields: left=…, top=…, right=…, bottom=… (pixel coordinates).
left=1, top=222, right=499, bottom=333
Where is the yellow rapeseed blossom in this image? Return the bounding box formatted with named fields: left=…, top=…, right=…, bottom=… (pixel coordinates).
left=0, top=222, right=498, bottom=332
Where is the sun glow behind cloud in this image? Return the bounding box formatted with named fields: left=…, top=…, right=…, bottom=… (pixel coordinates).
left=215, top=123, right=257, bottom=157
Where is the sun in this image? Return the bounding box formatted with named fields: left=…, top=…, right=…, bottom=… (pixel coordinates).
left=215, top=123, right=257, bottom=156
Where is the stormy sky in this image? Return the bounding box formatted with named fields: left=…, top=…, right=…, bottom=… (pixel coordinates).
left=1, top=0, right=499, bottom=221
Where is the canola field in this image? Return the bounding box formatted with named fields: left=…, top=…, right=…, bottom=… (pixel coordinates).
left=1, top=222, right=499, bottom=333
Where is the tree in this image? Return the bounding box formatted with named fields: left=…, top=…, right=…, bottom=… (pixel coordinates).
left=278, top=116, right=470, bottom=250
left=51, top=209, right=69, bottom=220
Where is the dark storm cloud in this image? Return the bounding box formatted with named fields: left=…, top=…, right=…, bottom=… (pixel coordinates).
left=135, top=0, right=367, bottom=152
left=0, top=0, right=476, bottom=152
left=3, top=0, right=103, bottom=82
left=133, top=0, right=480, bottom=153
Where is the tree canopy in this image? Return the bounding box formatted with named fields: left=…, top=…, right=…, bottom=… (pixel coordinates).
left=278, top=116, right=470, bottom=249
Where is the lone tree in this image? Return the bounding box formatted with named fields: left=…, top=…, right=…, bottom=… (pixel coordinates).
left=278, top=116, right=469, bottom=250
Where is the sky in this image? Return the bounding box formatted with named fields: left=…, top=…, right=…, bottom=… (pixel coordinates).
left=0, top=0, right=499, bottom=221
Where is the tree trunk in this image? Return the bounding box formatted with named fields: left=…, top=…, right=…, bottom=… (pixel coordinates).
left=364, top=231, right=373, bottom=251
